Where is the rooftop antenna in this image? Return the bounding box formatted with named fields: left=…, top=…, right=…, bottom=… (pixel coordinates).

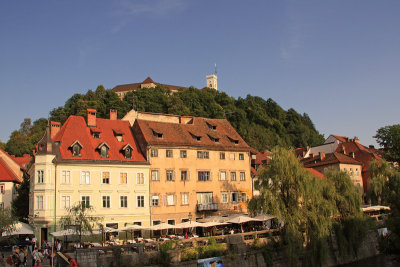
left=214, top=63, right=217, bottom=75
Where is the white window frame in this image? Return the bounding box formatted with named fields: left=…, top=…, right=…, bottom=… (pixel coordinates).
left=166, top=170, right=174, bottom=181
left=81, top=171, right=90, bottom=185
left=151, top=170, right=160, bottom=181
left=102, top=195, right=111, bottom=208
left=151, top=149, right=158, bottom=157
left=166, top=149, right=173, bottom=158
left=36, top=195, right=44, bottom=210
left=120, top=172, right=128, bottom=184
left=61, top=170, right=71, bottom=184
left=230, top=172, right=236, bottom=181
left=151, top=195, right=160, bottom=207
left=220, top=152, right=225, bottom=160
left=81, top=195, right=91, bottom=208
left=239, top=153, right=244, bottom=160
left=61, top=195, right=71, bottom=209
left=229, top=153, right=235, bottom=160
left=166, top=194, right=175, bottom=206
left=136, top=172, right=145, bottom=185
left=181, top=193, right=189, bottom=205
left=221, top=192, right=228, bottom=203
left=219, top=171, right=227, bottom=181
left=181, top=170, right=189, bottom=181
left=102, top=171, right=111, bottom=184
left=137, top=195, right=145, bottom=208
left=180, top=150, right=187, bottom=158
left=120, top=195, right=128, bottom=208
left=240, top=172, right=245, bottom=181
left=37, top=170, right=44, bottom=184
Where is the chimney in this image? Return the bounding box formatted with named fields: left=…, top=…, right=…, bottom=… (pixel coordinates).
left=50, top=121, right=61, bottom=139
left=110, top=109, right=117, bottom=120
left=319, top=152, right=325, bottom=161
left=354, top=138, right=360, bottom=144
left=87, top=109, right=97, bottom=127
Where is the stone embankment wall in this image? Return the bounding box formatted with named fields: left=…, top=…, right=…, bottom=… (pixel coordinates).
left=65, top=230, right=380, bottom=267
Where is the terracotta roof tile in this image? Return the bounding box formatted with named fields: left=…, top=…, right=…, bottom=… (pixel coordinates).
left=306, top=168, right=326, bottom=179
left=302, top=152, right=362, bottom=168
left=0, top=157, right=21, bottom=182
left=53, top=115, right=146, bottom=162
left=134, top=117, right=251, bottom=151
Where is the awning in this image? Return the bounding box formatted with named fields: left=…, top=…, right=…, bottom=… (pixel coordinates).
left=2, top=222, right=34, bottom=236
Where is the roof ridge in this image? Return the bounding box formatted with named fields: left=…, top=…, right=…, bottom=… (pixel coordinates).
left=0, top=157, right=21, bottom=182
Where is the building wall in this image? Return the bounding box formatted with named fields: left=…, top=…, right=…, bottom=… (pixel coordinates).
left=148, top=146, right=252, bottom=224
left=30, top=154, right=151, bottom=243
left=0, top=181, right=17, bottom=209
left=122, top=110, right=193, bottom=126
left=313, top=163, right=363, bottom=190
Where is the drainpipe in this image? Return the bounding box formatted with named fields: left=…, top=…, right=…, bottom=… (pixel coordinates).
left=54, top=164, right=57, bottom=232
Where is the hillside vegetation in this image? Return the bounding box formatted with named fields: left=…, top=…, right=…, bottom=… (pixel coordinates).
left=5, top=85, right=324, bottom=156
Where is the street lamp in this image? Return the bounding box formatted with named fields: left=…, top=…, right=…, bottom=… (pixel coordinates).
left=188, top=212, right=192, bottom=224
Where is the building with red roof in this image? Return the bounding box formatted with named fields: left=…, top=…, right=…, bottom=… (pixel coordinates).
left=131, top=111, right=252, bottom=225
left=28, top=109, right=150, bottom=244
left=0, top=149, right=30, bottom=209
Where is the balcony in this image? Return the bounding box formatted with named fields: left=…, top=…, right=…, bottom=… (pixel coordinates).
left=197, top=203, right=218, bottom=212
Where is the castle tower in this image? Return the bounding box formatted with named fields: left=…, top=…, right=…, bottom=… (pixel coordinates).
left=206, top=74, right=218, bottom=90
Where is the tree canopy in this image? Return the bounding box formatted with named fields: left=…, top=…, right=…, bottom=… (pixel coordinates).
left=374, top=124, right=400, bottom=163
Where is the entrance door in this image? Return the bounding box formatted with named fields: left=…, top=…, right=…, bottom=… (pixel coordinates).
left=41, top=228, right=48, bottom=243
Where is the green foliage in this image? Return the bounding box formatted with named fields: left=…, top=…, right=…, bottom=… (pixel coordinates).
left=374, top=124, right=400, bottom=163
left=0, top=208, right=17, bottom=235
left=0, top=140, right=5, bottom=150
left=368, top=159, right=395, bottom=205
left=11, top=171, right=30, bottom=221
left=59, top=202, right=102, bottom=244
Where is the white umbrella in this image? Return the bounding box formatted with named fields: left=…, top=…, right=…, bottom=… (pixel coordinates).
left=174, top=221, right=204, bottom=228
left=254, top=214, right=276, bottom=221
left=197, top=216, right=227, bottom=223
left=199, top=222, right=229, bottom=227
left=119, top=225, right=149, bottom=231
left=50, top=229, right=95, bottom=237
left=149, top=223, right=176, bottom=231
left=227, top=215, right=262, bottom=224
left=2, top=222, right=33, bottom=236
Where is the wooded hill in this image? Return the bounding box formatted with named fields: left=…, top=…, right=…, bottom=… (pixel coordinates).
left=3, top=85, right=324, bottom=156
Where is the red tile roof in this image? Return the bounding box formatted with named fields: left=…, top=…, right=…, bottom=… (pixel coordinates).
left=112, top=77, right=187, bottom=93
left=12, top=155, right=31, bottom=170
left=301, top=152, right=362, bottom=168
left=53, top=115, right=146, bottom=162
left=133, top=117, right=251, bottom=151
left=306, top=168, right=326, bottom=180
left=330, top=135, right=348, bottom=143
left=0, top=157, right=21, bottom=182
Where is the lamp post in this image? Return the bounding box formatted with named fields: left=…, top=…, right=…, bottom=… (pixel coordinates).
left=188, top=212, right=192, bottom=224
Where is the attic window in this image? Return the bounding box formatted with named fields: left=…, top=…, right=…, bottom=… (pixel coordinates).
left=113, top=130, right=124, bottom=142
left=189, top=132, right=202, bottom=141
left=206, top=122, right=217, bottom=130
left=100, top=146, right=108, bottom=158
left=227, top=136, right=239, bottom=145
left=208, top=134, right=219, bottom=143
left=152, top=129, right=163, bottom=138
left=72, top=144, right=81, bottom=157
left=125, top=147, right=132, bottom=159
left=93, top=132, right=100, bottom=139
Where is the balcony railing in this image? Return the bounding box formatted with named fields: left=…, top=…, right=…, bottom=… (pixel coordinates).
left=196, top=203, right=218, bottom=212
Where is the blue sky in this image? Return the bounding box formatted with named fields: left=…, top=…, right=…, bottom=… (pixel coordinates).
left=1, top=0, right=399, bottom=147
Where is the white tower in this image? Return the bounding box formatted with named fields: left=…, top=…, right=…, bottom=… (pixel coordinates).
left=206, top=64, right=218, bottom=90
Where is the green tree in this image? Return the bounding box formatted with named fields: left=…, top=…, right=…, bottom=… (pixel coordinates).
left=248, top=147, right=336, bottom=266
left=11, top=172, right=30, bottom=221
left=59, top=202, right=102, bottom=245
left=0, top=140, right=5, bottom=150
left=0, top=208, right=17, bottom=236
left=374, top=124, right=400, bottom=163
left=368, top=159, right=393, bottom=204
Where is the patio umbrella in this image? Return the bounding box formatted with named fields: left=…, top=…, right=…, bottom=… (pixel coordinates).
left=50, top=229, right=95, bottom=237
left=2, top=222, right=33, bottom=236
left=174, top=221, right=204, bottom=228
left=197, top=216, right=227, bottom=223
left=149, top=223, right=176, bottom=231
left=227, top=215, right=261, bottom=224
left=199, top=222, right=229, bottom=227
left=254, top=214, right=276, bottom=221
left=119, top=225, right=149, bottom=231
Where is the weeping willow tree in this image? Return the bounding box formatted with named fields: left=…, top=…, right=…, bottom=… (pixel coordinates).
left=248, top=147, right=367, bottom=266
left=368, top=158, right=394, bottom=205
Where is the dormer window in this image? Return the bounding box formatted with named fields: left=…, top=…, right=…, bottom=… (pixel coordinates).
left=90, top=128, right=101, bottom=139
left=227, top=136, right=239, bottom=145
left=116, top=134, right=123, bottom=142
left=93, top=132, right=100, bottom=139
left=152, top=129, right=163, bottom=138
left=189, top=132, right=201, bottom=141
left=208, top=134, right=219, bottom=143
left=113, top=129, right=124, bottom=142
left=97, top=142, right=110, bottom=158
left=125, top=147, right=132, bottom=159
left=69, top=141, right=83, bottom=157
left=206, top=122, right=217, bottom=130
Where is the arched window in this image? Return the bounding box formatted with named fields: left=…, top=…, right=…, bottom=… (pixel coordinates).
left=72, top=144, right=81, bottom=157
left=100, top=145, right=108, bottom=158
left=125, top=147, right=132, bottom=159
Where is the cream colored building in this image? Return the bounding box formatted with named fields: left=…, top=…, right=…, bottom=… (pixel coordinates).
left=29, top=110, right=150, bottom=243
left=127, top=111, right=252, bottom=226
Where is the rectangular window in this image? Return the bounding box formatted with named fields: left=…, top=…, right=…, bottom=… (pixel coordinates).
left=204, top=151, right=209, bottom=159
left=81, top=171, right=90, bottom=184
left=166, top=194, right=175, bottom=206
left=137, top=195, right=145, bottom=207
left=231, top=172, right=236, bottom=181
left=231, top=192, right=238, bottom=203
left=221, top=192, right=228, bottom=203
left=37, top=170, right=44, bottom=184
left=181, top=170, right=188, bottom=181
left=241, top=192, right=247, bottom=202
left=61, top=196, right=71, bottom=209
left=180, top=150, right=187, bottom=158
left=239, top=153, right=244, bottom=160
left=152, top=195, right=160, bottom=206
left=197, top=192, right=213, bottom=204
left=136, top=173, right=144, bottom=184
left=120, top=196, right=128, bottom=208
left=166, top=170, right=174, bottom=181
left=197, top=151, right=203, bottom=159
left=166, top=150, right=173, bottom=158
left=198, top=171, right=210, bottom=181
left=81, top=196, right=90, bottom=208
left=181, top=193, right=189, bottom=205
left=229, top=153, right=235, bottom=160
left=102, top=196, right=110, bottom=208
left=219, top=171, right=226, bottom=181
left=151, top=149, right=158, bottom=157
left=61, top=170, right=71, bottom=184
left=220, top=152, right=225, bottom=160
left=102, top=172, right=110, bottom=184
left=120, top=172, right=127, bottom=184
left=36, top=196, right=44, bottom=210
left=151, top=170, right=159, bottom=181
left=0, top=184, right=4, bottom=194
left=240, top=172, right=245, bottom=181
